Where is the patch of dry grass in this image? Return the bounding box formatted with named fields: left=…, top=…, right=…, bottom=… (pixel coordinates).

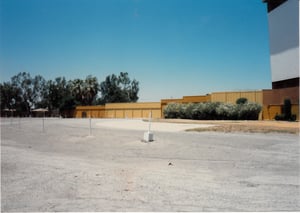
left=149, top=119, right=299, bottom=134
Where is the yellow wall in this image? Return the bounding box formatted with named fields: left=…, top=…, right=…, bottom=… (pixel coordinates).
left=75, top=106, right=105, bottom=118
left=182, top=95, right=211, bottom=103
left=74, top=91, right=298, bottom=121
left=292, top=105, right=299, bottom=120
left=161, top=95, right=210, bottom=105
left=263, top=104, right=299, bottom=120
left=262, top=105, right=281, bottom=120
left=211, top=91, right=263, bottom=104
left=210, top=91, right=263, bottom=120
left=106, top=102, right=162, bottom=119
left=75, top=102, right=161, bottom=119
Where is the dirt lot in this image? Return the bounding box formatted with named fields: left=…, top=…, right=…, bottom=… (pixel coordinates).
left=1, top=118, right=299, bottom=211
left=151, top=119, right=300, bottom=134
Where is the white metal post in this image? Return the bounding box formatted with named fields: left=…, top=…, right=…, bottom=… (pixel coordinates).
left=18, top=116, right=21, bottom=129
left=148, top=111, right=152, bottom=132
left=42, top=111, right=45, bottom=133
left=10, top=110, right=13, bottom=126
left=143, top=111, right=154, bottom=142
left=89, top=115, right=92, bottom=136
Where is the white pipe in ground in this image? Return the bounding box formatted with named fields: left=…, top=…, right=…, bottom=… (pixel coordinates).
left=143, top=111, right=154, bottom=142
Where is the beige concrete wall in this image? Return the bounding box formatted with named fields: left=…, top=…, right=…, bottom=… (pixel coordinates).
left=74, top=90, right=299, bottom=120
left=75, top=102, right=161, bottom=119
left=263, top=104, right=299, bottom=120
left=105, top=102, right=162, bottom=119
left=211, top=91, right=263, bottom=104
left=182, top=95, right=211, bottom=103
left=292, top=105, right=299, bottom=120
left=75, top=106, right=105, bottom=118
left=210, top=91, right=263, bottom=120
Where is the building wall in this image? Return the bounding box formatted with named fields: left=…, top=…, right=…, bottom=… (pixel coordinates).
left=160, top=95, right=211, bottom=117
left=105, top=102, right=162, bottom=119
left=262, top=104, right=299, bottom=120
left=267, top=0, right=299, bottom=83
left=211, top=91, right=263, bottom=104
left=262, top=87, right=299, bottom=120
left=75, top=105, right=105, bottom=118
left=75, top=102, right=161, bottom=119
left=210, top=91, right=263, bottom=120
left=262, top=0, right=299, bottom=120
left=263, top=87, right=299, bottom=105
left=181, top=95, right=211, bottom=103
left=74, top=90, right=298, bottom=120
left=161, top=95, right=210, bottom=105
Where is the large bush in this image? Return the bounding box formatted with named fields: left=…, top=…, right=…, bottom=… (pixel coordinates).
left=164, top=102, right=262, bottom=120
left=216, top=103, right=238, bottom=120
left=237, top=102, right=262, bottom=120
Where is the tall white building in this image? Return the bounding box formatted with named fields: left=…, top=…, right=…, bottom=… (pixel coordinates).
left=263, top=0, right=299, bottom=89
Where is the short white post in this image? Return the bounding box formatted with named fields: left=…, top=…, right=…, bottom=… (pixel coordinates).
left=148, top=111, right=152, bottom=132
left=143, top=111, right=154, bottom=142
left=18, top=116, right=21, bottom=129
left=42, top=116, right=45, bottom=133
left=89, top=115, right=92, bottom=136
left=10, top=110, right=13, bottom=126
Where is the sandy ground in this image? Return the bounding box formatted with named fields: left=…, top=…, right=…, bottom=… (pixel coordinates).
left=1, top=118, right=300, bottom=211
left=149, top=119, right=300, bottom=134
left=95, top=119, right=215, bottom=132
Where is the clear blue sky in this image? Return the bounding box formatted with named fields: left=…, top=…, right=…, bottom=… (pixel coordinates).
left=0, top=0, right=271, bottom=101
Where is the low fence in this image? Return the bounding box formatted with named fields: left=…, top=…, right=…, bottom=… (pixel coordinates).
left=75, top=102, right=161, bottom=119
left=105, top=102, right=161, bottom=119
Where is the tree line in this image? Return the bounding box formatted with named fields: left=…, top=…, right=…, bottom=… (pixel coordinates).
left=0, top=72, right=139, bottom=116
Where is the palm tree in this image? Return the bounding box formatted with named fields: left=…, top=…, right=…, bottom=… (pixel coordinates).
left=70, top=79, right=84, bottom=105
left=84, top=75, right=99, bottom=105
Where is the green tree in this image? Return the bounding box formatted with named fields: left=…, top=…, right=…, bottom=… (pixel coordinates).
left=46, top=77, right=71, bottom=111
left=10, top=72, right=40, bottom=115
left=0, top=82, right=19, bottom=110
left=32, top=75, right=47, bottom=108
left=236, top=97, right=248, bottom=105
left=6, top=72, right=47, bottom=115
left=10, top=72, right=32, bottom=114
left=59, top=95, right=76, bottom=111
left=69, top=75, right=99, bottom=106
left=70, top=78, right=84, bottom=105
left=99, top=72, right=139, bottom=104
left=83, top=75, right=99, bottom=105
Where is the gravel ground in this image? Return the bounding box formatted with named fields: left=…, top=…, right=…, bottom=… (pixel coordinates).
left=1, top=118, right=299, bottom=211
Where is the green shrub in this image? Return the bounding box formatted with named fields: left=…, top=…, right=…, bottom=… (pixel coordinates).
left=190, top=102, right=220, bottom=120
left=274, top=113, right=285, bottom=121
left=191, top=103, right=204, bottom=119
left=164, top=102, right=262, bottom=120
left=238, top=102, right=262, bottom=120
left=236, top=97, right=248, bottom=105
left=184, top=103, right=195, bottom=119
left=274, top=99, right=296, bottom=121
left=163, top=103, right=181, bottom=118
left=216, top=103, right=238, bottom=120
